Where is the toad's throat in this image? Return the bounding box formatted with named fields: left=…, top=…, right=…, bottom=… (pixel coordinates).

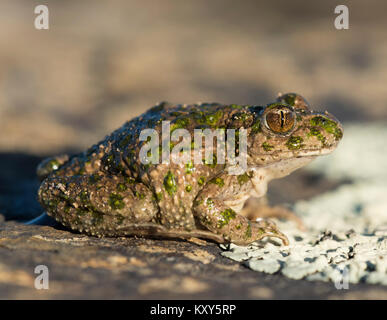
left=249, top=155, right=317, bottom=184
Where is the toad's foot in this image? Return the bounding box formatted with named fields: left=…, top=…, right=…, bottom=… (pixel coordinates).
left=36, top=154, right=70, bottom=181
left=242, top=202, right=306, bottom=231
left=251, top=218, right=289, bottom=246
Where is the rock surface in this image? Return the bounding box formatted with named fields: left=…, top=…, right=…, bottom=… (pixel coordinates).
left=1, top=220, right=386, bottom=299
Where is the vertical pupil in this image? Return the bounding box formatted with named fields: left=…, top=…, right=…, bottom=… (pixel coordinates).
left=280, top=110, right=285, bottom=128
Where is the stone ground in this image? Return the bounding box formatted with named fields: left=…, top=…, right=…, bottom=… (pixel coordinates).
left=1, top=0, right=387, bottom=299
left=1, top=218, right=387, bottom=300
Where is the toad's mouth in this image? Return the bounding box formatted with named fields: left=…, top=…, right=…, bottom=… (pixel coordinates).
left=246, top=145, right=337, bottom=175
left=251, top=144, right=337, bottom=161
left=269, top=147, right=336, bottom=163
left=293, top=146, right=337, bottom=157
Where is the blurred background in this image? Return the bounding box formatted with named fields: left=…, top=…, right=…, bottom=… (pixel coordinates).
left=0, top=0, right=386, bottom=220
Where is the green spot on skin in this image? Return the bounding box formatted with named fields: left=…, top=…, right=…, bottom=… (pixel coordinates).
left=204, top=154, right=217, bottom=168
left=190, top=110, right=205, bottom=124
left=185, top=185, right=192, bottom=192
left=177, top=117, right=190, bottom=126
left=310, top=116, right=343, bottom=140
left=163, top=171, right=177, bottom=196
left=198, top=176, right=206, bottom=186
left=109, top=193, right=125, bottom=210
left=185, top=161, right=195, bottom=174
left=237, top=173, right=250, bottom=185
left=171, top=117, right=190, bottom=133
left=205, top=110, right=223, bottom=127
left=169, top=141, right=176, bottom=152
left=236, top=224, right=242, bottom=230
left=125, top=177, right=136, bottom=184
left=240, top=112, right=251, bottom=122
left=262, top=142, right=274, bottom=152
left=117, top=183, right=127, bottom=192
left=210, top=177, right=225, bottom=187
left=308, top=127, right=326, bottom=145
left=286, top=136, right=304, bottom=150
left=135, top=191, right=145, bottom=199
left=218, top=208, right=237, bottom=228
left=206, top=198, right=214, bottom=207
left=156, top=192, right=163, bottom=201
left=251, top=120, right=261, bottom=134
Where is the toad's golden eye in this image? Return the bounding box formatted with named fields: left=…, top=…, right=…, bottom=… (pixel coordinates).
left=265, top=106, right=296, bottom=133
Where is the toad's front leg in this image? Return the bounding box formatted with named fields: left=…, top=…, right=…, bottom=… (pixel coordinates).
left=192, top=174, right=289, bottom=246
